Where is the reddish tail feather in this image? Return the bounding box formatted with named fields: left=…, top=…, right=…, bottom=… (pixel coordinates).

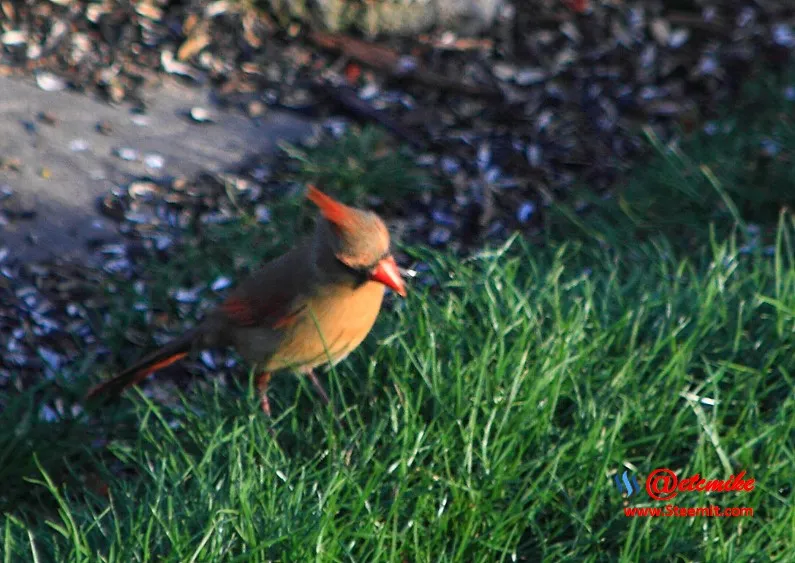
left=86, top=330, right=197, bottom=402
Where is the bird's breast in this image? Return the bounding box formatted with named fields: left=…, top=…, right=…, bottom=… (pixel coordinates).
left=264, top=280, right=386, bottom=372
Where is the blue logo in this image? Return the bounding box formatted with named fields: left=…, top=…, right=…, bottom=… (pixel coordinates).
left=614, top=470, right=641, bottom=497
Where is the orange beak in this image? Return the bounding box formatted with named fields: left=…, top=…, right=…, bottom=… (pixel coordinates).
left=370, top=255, right=407, bottom=297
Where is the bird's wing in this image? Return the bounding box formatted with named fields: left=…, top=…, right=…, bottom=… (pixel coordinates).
left=217, top=242, right=312, bottom=330
left=220, top=292, right=306, bottom=329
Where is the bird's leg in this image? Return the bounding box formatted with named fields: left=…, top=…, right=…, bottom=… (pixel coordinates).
left=256, top=371, right=279, bottom=440
left=307, top=369, right=330, bottom=405
left=307, top=369, right=347, bottom=428
left=256, top=371, right=272, bottom=417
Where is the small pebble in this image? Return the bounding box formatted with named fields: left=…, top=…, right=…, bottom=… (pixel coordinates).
left=251, top=166, right=271, bottom=182
left=1, top=30, right=27, bottom=46
left=131, top=114, right=150, bottom=127
left=255, top=205, right=271, bottom=224
left=395, top=56, right=418, bottom=75
left=37, top=111, right=58, bottom=125
left=38, top=347, right=62, bottom=371
left=477, top=144, right=491, bottom=171
left=440, top=156, right=460, bottom=175
left=773, top=24, right=795, bottom=47
left=104, top=258, right=132, bottom=274
left=35, top=71, right=67, bottom=92
left=669, top=29, right=690, bottom=49
left=39, top=404, right=59, bottom=423
left=69, top=139, right=89, bottom=152
left=429, top=226, right=451, bottom=246
left=115, top=147, right=138, bottom=161
left=144, top=153, right=165, bottom=169
left=174, top=287, right=201, bottom=303
left=154, top=235, right=173, bottom=251
left=189, top=107, right=215, bottom=123
left=760, top=138, right=781, bottom=158
left=247, top=100, right=266, bottom=117
left=128, top=181, right=159, bottom=199
left=325, top=119, right=347, bottom=138
left=359, top=83, right=379, bottom=100
left=201, top=350, right=216, bottom=369
left=517, top=201, right=536, bottom=223
left=211, top=276, right=232, bottom=291
left=432, top=210, right=456, bottom=227
left=526, top=144, right=542, bottom=167
left=96, top=120, right=113, bottom=135
left=515, top=68, right=547, bottom=85
left=484, top=167, right=501, bottom=184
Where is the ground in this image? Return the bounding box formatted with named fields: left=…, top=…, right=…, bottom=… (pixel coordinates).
left=0, top=76, right=311, bottom=264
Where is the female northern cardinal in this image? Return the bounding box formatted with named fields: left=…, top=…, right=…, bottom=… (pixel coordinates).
left=87, top=185, right=407, bottom=416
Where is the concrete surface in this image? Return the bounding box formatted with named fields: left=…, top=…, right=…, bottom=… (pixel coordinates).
left=0, top=76, right=313, bottom=264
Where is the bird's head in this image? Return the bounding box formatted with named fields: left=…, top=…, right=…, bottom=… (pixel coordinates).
left=307, top=185, right=406, bottom=297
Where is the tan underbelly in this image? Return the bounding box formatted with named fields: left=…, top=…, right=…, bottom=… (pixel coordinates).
left=264, top=281, right=386, bottom=372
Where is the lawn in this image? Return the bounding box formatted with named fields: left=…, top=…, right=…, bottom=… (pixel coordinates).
left=2, top=75, right=795, bottom=561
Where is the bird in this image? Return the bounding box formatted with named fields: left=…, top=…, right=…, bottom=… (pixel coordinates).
left=86, top=185, right=407, bottom=417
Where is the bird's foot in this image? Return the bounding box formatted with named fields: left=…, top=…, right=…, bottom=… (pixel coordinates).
left=307, top=369, right=348, bottom=429
left=256, top=371, right=277, bottom=438
left=256, top=371, right=273, bottom=415
left=307, top=370, right=330, bottom=405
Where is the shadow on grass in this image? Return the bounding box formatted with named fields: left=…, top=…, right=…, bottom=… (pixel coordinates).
left=545, top=69, right=795, bottom=252
left=0, top=381, right=109, bottom=519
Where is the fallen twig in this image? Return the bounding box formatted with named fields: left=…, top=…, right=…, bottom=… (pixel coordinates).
left=312, top=81, right=425, bottom=149
left=308, top=31, right=503, bottom=100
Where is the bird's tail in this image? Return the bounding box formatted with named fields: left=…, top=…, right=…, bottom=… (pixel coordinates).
left=86, top=329, right=199, bottom=402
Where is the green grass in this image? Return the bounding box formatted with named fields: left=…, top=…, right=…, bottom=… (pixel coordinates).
left=2, top=226, right=795, bottom=561
left=548, top=72, right=795, bottom=252
left=3, top=72, right=795, bottom=560
left=279, top=125, right=433, bottom=207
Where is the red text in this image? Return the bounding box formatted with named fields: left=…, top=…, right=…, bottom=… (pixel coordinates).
left=645, top=469, right=755, bottom=501
left=625, top=505, right=754, bottom=517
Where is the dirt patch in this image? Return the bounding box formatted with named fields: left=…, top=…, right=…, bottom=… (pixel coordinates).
left=0, top=76, right=312, bottom=265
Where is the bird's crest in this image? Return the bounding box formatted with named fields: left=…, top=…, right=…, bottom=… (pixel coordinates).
left=306, top=185, right=357, bottom=230
left=306, top=184, right=391, bottom=269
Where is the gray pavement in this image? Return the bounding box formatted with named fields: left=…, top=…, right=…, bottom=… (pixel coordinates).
left=0, top=76, right=313, bottom=265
